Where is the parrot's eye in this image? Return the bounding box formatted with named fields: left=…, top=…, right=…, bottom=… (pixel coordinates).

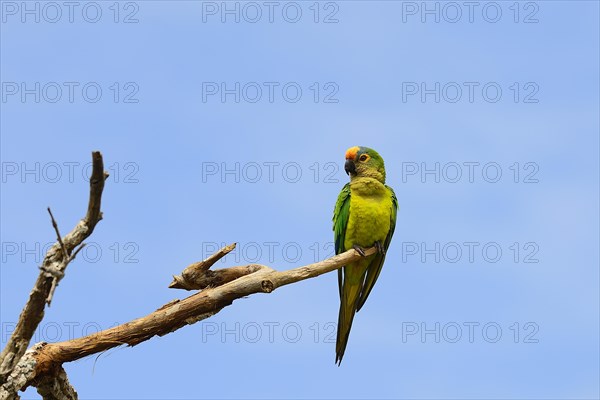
left=359, top=154, right=369, bottom=162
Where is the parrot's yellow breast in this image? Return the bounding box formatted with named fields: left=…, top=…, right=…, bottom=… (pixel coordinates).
left=344, top=178, right=393, bottom=250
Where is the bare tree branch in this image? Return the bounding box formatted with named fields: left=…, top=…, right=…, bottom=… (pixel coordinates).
left=47, top=208, right=69, bottom=262
left=2, top=245, right=376, bottom=396
left=44, top=208, right=87, bottom=306
left=0, top=152, right=108, bottom=385
left=168, top=242, right=240, bottom=289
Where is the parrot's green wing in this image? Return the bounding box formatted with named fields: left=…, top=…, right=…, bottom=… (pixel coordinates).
left=357, top=186, right=398, bottom=311
left=333, top=183, right=351, bottom=297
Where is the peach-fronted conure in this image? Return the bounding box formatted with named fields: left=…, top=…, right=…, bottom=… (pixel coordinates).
left=332, top=146, right=398, bottom=365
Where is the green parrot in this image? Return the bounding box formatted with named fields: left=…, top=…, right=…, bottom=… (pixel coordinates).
left=333, top=146, right=398, bottom=365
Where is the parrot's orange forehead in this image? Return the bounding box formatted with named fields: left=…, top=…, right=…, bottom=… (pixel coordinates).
left=345, top=146, right=360, bottom=160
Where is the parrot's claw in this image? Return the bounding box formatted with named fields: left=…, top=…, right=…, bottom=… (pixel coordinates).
left=375, top=241, right=386, bottom=255
left=352, top=245, right=367, bottom=257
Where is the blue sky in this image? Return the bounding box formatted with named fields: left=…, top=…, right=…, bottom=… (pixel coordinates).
left=1, top=1, right=599, bottom=399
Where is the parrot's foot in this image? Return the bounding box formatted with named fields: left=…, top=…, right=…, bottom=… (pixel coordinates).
left=352, top=245, right=367, bottom=257
left=375, top=241, right=386, bottom=255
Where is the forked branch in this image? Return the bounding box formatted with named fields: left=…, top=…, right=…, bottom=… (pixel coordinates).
left=0, top=151, right=108, bottom=389
left=35, top=244, right=374, bottom=370
left=2, top=244, right=375, bottom=398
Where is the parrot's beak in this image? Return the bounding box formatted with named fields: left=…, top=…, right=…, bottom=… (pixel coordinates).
left=345, top=159, right=356, bottom=175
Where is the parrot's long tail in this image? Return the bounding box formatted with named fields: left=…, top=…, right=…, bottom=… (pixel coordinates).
left=335, top=279, right=363, bottom=365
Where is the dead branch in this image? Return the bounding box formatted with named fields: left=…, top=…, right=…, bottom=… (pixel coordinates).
left=45, top=207, right=87, bottom=305
left=2, top=245, right=376, bottom=397
left=169, top=242, right=241, bottom=290
left=0, top=152, right=108, bottom=386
